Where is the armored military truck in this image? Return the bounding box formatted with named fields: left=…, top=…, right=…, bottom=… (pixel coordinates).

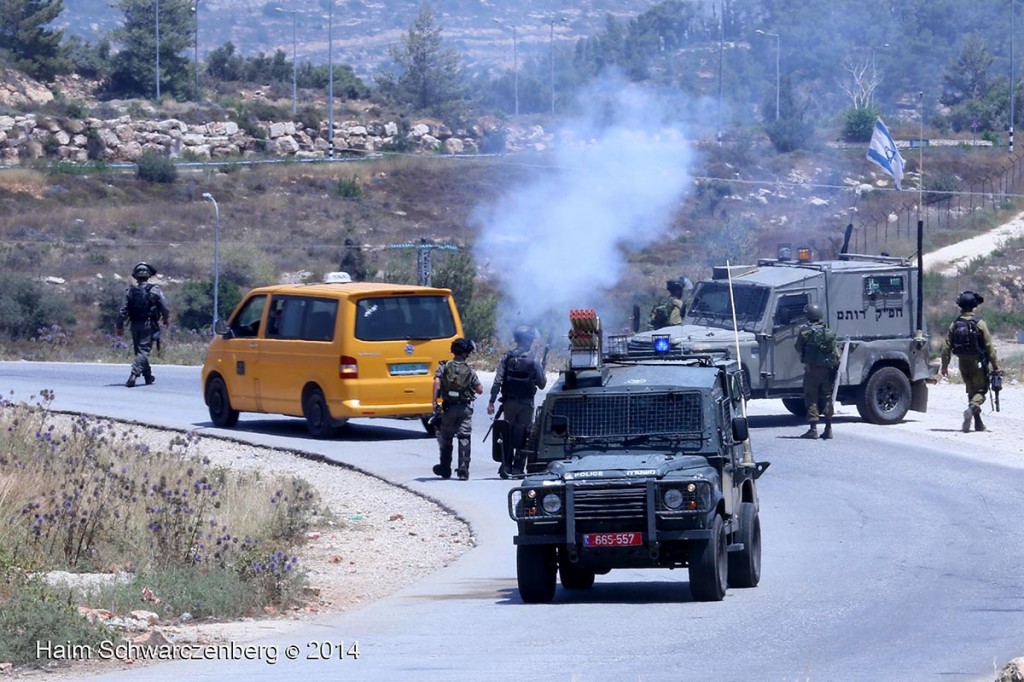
left=630, top=251, right=937, bottom=424
left=509, top=309, right=769, bottom=603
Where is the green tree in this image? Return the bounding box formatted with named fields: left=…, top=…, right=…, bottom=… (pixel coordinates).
left=941, top=34, right=993, bottom=106
left=374, top=5, right=466, bottom=118
left=433, top=250, right=494, bottom=343
left=108, top=0, right=193, bottom=99
left=0, top=0, right=67, bottom=80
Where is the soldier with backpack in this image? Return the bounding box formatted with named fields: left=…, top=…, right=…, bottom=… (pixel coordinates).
left=488, top=325, right=548, bottom=479
left=432, top=338, right=484, bottom=480
left=649, top=277, right=693, bottom=329
left=795, top=303, right=840, bottom=440
left=940, top=291, right=1000, bottom=433
left=115, top=262, right=170, bottom=388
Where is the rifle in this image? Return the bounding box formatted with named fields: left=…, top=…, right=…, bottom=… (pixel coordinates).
left=991, top=369, right=1002, bottom=412
left=482, top=403, right=504, bottom=442
left=541, top=329, right=553, bottom=370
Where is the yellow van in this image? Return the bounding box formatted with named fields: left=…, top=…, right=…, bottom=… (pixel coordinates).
left=201, top=274, right=464, bottom=437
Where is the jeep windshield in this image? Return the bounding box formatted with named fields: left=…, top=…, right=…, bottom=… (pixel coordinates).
left=544, top=391, right=705, bottom=451
left=686, top=282, right=770, bottom=332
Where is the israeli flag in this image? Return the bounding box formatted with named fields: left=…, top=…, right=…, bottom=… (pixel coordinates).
left=866, top=117, right=905, bottom=190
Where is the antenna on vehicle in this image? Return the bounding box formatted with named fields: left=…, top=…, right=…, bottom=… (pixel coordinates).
left=725, top=261, right=754, bottom=466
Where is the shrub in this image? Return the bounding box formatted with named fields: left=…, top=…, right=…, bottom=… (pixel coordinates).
left=177, top=278, right=244, bottom=332
left=335, top=174, right=361, bottom=199
left=0, top=272, right=76, bottom=341
left=841, top=106, right=881, bottom=143
left=136, top=152, right=177, bottom=184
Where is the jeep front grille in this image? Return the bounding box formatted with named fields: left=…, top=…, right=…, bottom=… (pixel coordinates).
left=548, top=392, right=703, bottom=437
left=573, top=485, right=647, bottom=523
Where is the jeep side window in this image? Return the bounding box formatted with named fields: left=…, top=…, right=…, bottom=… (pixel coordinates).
left=774, top=293, right=809, bottom=327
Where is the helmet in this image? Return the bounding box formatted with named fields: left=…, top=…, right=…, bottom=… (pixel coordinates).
left=512, top=325, right=537, bottom=345
left=806, top=304, right=824, bottom=322
left=450, top=338, right=475, bottom=355
left=666, top=279, right=684, bottom=293
left=956, top=290, right=983, bottom=310
left=132, top=262, right=156, bottom=280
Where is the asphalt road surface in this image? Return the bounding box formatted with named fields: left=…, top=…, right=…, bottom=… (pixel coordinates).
left=2, top=361, right=1022, bottom=682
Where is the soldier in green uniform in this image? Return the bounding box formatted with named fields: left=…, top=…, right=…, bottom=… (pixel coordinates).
left=432, top=338, right=484, bottom=480
left=795, top=304, right=839, bottom=440
left=940, top=291, right=999, bottom=433
left=649, top=277, right=692, bottom=328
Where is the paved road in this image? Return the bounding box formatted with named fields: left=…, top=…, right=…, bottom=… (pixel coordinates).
left=2, top=362, right=1022, bottom=681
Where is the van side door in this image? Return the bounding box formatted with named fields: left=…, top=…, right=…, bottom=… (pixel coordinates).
left=221, top=294, right=267, bottom=410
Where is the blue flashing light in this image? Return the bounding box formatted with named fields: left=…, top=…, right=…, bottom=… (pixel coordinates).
left=653, top=335, right=672, bottom=354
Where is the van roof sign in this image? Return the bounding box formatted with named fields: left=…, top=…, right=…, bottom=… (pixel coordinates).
left=323, top=271, right=352, bottom=284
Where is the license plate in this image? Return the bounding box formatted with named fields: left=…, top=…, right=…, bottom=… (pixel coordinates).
left=389, top=362, right=429, bottom=376
left=583, top=532, right=643, bottom=548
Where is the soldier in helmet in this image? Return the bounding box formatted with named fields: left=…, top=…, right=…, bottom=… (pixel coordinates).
left=432, top=338, right=484, bottom=480
left=795, top=303, right=839, bottom=439
left=488, top=325, right=548, bottom=478
left=940, top=291, right=999, bottom=432
left=115, top=262, right=170, bottom=388
left=649, top=277, right=693, bottom=329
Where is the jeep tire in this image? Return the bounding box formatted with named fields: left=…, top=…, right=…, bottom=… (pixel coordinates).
left=727, top=502, right=761, bottom=588
left=781, top=397, right=805, bottom=417
left=689, top=513, right=728, bottom=601
left=517, top=544, right=557, bottom=603
left=856, top=366, right=911, bottom=425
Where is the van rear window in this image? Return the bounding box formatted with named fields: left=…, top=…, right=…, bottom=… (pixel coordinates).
left=354, top=295, right=456, bottom=341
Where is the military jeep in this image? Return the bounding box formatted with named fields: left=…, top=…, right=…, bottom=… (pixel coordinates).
left=632, top=251, right=938, bottom=424
left=508, top=310, right=769, bottom=603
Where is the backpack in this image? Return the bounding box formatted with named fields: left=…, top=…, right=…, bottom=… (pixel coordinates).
left=950, top=317, right=981, bottom=356
left=650, top=298, right=680, bottom=329
left=440, top=360, right=475, bottom=404
left=801, top=324, right=839, bottom=368
left=502, top=351, right=537, bottom=400
left=126, top=283, right=155, bottom=323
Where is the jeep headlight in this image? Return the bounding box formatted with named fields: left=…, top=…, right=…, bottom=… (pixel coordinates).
left=541, top=493, right=562, bottom=514
left=663, top=488, right=685, bottom=510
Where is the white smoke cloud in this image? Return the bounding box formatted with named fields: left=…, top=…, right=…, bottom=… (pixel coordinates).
left=473, top=77, right=698, bottom=340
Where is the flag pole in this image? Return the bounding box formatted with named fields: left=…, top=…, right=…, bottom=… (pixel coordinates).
left=916, top=91, right=924, bottom=341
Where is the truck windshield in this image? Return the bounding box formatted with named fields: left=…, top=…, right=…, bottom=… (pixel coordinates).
left=546, top=391, right=703, bottom=441
left=686, top=282, right=770, bottom=331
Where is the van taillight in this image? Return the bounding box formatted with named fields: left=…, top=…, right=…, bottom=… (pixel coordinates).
left=339, top=356, right=358, bottom=379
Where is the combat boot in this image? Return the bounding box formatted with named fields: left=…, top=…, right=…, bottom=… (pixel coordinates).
left=800, top=423, right=819, bottom=439
left=821, top=420, right=833, bottom=440
left=144, top=374, right=156, bottom=385
left=962, top=406, right=974, bottom=433
left=432, top=464, right=451, bottom=480
left=973, top=408, right=986, bottom=432
left=456, top=455, right=470, bottom=481
left=125, top=373, right=138, bottom=388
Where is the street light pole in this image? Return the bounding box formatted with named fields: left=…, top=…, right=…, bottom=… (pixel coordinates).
left=328, top=0, right=335, bottom=158
left=155, top=0, right=161, bottom=100
left=192, top=0, right=199, bottom=102
left=276, top=7, right=298, bottom=116
left=493, top=19, right=518, bottom=116
left=202, top=193, right=220, bottom=327
left=755, top=29, right=780, bottom=121
left=1012, top=0, right=1016, bottom=153
left=549, top=17, right=566, bottom=115
left=717, top=0, right=724, bottom=142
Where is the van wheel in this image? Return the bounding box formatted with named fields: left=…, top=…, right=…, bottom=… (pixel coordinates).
left=303, top=389, right=335, bottom=438
left=205, top=377, right=239, bottom=428
left=781, top=398, right=805, bottom=417
left=856, top=367, right=911, bottom=425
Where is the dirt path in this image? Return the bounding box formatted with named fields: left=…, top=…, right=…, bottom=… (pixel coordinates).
left=919, top=209, right=1024, bottom=276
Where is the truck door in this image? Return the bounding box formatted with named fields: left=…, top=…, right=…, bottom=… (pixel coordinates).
left=766, top=292, right=812, bottom=390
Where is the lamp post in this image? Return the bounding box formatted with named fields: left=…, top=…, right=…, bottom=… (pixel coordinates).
left=717, top=0, right=724, bottom=143
left=328, top=0, right=334, bottom=158
left=755, top=29, right=780, bottom=121
left=549, top=17, right=566, bottom=115
left=192, top=0, right=199, bottom=102
left=493, top=19, right=518, bottom=116
left=276, top=7, right=298, bottom=115
left=155, top=0, right=161, bottom=100
left=202, top=193, right=220, bottom=327
left=1012, top=0, right=1016, bottom=153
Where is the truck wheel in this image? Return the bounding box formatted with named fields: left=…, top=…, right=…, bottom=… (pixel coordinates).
left=303, top=388, right=336, bottom=438
left=781, top=398, right=805, bottom=417
left=856, top=367, right=911, bottom=425
left=688, top=514, right=728, bottom=601
left=517, top=544, right=557, bottom=603
left=205, top=376, right=239, bottom=428
left=727, top=502, right=761, bottom=588
left=559, top=560, right=596, bottom=590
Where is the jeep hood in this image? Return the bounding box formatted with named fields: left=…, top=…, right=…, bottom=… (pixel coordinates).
left=634, top=324, right=757, bottom=348
left=548, top=453, right=714, bottom=480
